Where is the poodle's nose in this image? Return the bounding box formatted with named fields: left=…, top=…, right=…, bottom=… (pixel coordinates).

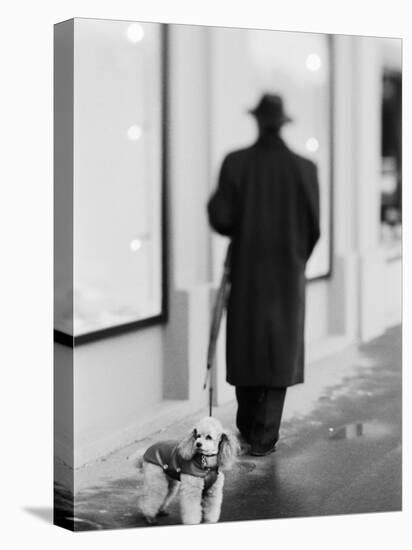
left=196, top=441, right=202, bottom=448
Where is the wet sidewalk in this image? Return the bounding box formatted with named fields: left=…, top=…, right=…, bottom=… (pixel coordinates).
left=54, top=326, right=402, bottom=530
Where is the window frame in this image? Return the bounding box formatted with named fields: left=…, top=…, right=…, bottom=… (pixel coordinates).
left=307, top=34, right=334, bottom=284
left=54, top=23, right=169, bottom=348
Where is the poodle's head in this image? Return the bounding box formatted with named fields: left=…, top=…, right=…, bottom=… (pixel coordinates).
left=177, top=416, right=239, bottom=469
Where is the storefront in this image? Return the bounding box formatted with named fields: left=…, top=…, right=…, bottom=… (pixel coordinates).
left=54, top=20, right=401, bottom=468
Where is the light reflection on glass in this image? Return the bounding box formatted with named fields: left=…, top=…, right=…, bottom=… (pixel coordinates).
left=130, top=239, right=142, bottom=252
left=127, top=125, right=143, bottom=141
left=305, top=137, right=319, bottom=153
left=127, top=23, right=145, bottom=43
left=306, top=53, right=321, bottom=71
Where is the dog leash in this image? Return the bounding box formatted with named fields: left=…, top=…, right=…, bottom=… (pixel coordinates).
left=203, top=242, right=232, bottom=416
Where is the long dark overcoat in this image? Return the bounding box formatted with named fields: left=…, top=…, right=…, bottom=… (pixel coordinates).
left=207, top=134, right=320, bottom=387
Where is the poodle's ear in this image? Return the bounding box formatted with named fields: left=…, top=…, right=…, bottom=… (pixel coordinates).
left=177, top=429, right=196, bottom=460
left=218, top=430, right=240, bottom=469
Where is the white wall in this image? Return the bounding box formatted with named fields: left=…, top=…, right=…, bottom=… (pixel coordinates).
left=73, top=327, right=163, bottom=466
left=384, top=259, right=402, bottom=327
left=167, top=24, right=212, bottom=289
left=163, top=24, right=213, bottom=405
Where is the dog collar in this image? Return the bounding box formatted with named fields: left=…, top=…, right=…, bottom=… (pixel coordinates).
left=194, top=453, right=218, bottom=470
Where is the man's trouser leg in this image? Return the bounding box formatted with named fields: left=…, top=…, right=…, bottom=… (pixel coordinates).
left=235, top=387, right=261, bottom=441
left=236, top=386, right=287, bottom=453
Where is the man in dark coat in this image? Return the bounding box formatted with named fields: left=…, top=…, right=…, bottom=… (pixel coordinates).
left=207, top=94, right=320, bottom=456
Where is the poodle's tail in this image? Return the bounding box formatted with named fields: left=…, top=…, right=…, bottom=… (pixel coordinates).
left=127, top=449, right=145, bottom=470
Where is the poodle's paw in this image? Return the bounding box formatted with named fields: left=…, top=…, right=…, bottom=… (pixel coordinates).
left=157, top=509, right=170, bottom=517
left=143, top=514, right=158, bottom=526
left=182, top=518, right=202, bottom=525
left=203, top=517, right=220, bottom=524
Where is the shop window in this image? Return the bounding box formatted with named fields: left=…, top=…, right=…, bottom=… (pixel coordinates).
left=210, top=29, right=333, bottom=280
left=380, top=70, right=402, bottom=247
left=54, top=19, right=166, bottom=344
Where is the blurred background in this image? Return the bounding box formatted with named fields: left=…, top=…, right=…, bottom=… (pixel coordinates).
left=54, top=19, right=401, bottom=468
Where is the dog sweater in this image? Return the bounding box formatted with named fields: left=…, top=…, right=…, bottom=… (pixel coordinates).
left=143, top=440, right=219, bottom=490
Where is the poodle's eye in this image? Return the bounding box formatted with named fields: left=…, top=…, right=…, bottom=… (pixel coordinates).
left=206, top=435, right=212, bottom=441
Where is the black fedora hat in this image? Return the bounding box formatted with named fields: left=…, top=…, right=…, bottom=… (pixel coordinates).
left=249, top=93, right=292, bottom=125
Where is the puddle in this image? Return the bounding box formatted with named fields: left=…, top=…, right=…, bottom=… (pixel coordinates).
left=236, top=461, right=256, bottom=473
left=328, top=421, right=390, bottom=441
left=356, top=356, right=378, bottom=368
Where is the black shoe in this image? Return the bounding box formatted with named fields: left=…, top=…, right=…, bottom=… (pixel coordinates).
left=237, top=432, right=251, bottom=455
left=249, top=444, right=277, bottom=457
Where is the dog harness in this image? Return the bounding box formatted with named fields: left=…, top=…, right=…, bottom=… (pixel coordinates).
left=143, top=440, right=219, bottom=490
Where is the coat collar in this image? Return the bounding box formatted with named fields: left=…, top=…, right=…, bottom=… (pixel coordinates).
left=255, top=133, right=288, bottom=149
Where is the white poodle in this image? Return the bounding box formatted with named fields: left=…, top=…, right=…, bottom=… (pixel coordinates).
left=129, top=416, right=239, bottom=525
